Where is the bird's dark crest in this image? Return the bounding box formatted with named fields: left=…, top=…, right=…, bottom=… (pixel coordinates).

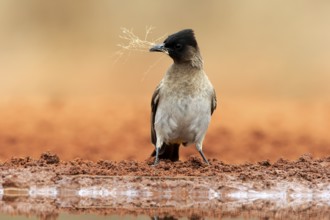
left=160, top=29, right=200, bottom=63
left=164, top=29, right=198, bottom=49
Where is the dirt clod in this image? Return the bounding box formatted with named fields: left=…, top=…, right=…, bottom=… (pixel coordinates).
left=40, top=152, right=60, bottom=164
left=258, top=160, right=271, bottom=167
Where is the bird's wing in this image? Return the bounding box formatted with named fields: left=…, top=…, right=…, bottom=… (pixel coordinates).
left=211, top=89, right=217, bottom=115
left=151, top=84, right=161, bottom=145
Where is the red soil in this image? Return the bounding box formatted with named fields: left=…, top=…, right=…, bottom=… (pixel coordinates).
left=0, top=99, right=329, bottom=164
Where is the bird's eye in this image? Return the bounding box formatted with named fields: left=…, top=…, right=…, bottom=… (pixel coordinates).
left=174, top=44, right=182, bottom=49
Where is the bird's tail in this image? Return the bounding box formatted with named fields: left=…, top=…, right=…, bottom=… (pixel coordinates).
left=151, top=143, right=180, bottom=162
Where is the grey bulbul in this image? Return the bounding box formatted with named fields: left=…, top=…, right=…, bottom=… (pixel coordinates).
left=149, top=29, right=217, bottom=165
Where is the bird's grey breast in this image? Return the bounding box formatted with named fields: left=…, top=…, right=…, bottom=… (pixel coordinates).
left=154, top=68, right=213, bottom=145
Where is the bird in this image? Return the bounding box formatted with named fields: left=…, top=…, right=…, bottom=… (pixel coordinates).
left=149, top=29, right=217, bottom=166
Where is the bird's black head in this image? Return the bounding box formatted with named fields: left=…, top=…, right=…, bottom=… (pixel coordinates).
left=150, top=29, right=200, bottom=64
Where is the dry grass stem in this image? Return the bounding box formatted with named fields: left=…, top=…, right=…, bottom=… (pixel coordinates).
left=117, top=26, right=166, bottom=52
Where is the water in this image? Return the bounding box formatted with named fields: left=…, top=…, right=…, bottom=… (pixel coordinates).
left=0, top=214, right=241, bottom=220
left=0, top=176, right=329, bottom=219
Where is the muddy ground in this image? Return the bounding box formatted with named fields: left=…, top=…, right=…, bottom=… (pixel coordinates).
left=0, top=152, right=330, bottom=219
left=1, top=152, right=330, bottom=187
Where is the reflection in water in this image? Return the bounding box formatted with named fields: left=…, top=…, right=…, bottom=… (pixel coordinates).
left=0, top=214, right=223, bottom=220
left=0, top=176, right=329, bottom=220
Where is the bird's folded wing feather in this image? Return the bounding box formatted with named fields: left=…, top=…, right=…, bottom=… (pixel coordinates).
left=151, top=85, right=161, bottom=145
left=211, top=89, right=217, bottom=115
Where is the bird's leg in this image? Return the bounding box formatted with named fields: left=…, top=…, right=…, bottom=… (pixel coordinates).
left=153, top=140, right=162, bottom=166
left=196, top=142, right=209, bottom=164
left=198, top=150, right=209, bottom=165
left=153, top=147, right=160, bottom=166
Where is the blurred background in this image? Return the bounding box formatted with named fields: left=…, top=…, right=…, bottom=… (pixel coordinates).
left=0, top=0, right=329, bottom=163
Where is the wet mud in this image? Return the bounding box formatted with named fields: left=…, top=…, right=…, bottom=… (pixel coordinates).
left=0, top=153, right=329, bottom=219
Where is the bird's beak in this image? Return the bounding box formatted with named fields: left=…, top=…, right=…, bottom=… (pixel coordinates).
left=149, top=43, right=167, bottom=53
